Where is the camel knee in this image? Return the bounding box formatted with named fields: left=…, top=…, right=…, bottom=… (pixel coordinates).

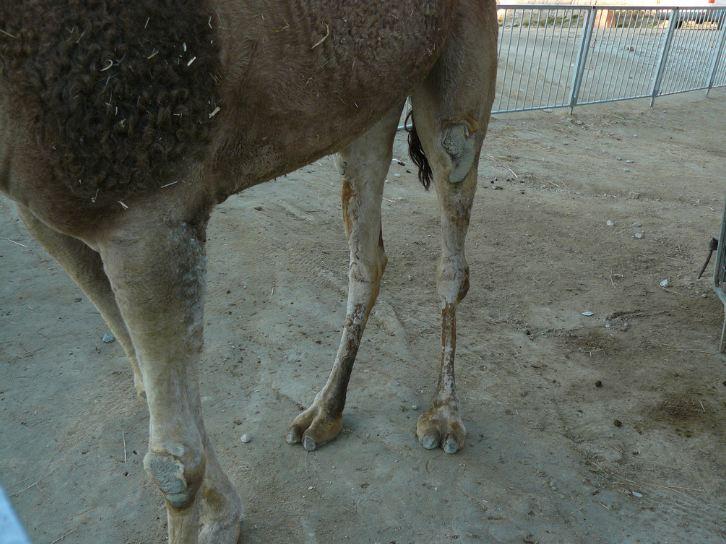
left=437, top=120, right=481, bottom=184
left=437, top=258, right=470, bottom=305
left=144, top=443, right=206, bottom=510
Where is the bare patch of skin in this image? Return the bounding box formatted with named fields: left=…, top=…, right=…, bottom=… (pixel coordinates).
left=441, top=122, right=479, bottom=184
left=341, top=178, right=354, bottom=236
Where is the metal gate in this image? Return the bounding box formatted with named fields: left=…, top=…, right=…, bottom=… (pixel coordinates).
left=494, top=4, right=726, bottom=113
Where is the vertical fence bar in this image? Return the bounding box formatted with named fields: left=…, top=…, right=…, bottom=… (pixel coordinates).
left=639, top=10, right=664, bottom=96
left=569, top=6, right=596, bottom=112
left=650, top=8, right=679, bottom=106
left=557, top=10, right=577, bottom=104
left=707, top=11, right=726, bottom=96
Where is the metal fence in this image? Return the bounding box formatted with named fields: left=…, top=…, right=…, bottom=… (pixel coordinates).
left=716, top=200, right=726, bottom=353
left=494, top=4, right=726, bottom=113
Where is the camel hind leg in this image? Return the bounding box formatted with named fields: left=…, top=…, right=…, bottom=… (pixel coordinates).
left=410, top=0, right=497, bottom=453
left=286, top=103, right=403, bottom=451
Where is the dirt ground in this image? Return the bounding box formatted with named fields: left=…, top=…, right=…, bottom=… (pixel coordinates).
left=1, top=91, right=725, bottom=544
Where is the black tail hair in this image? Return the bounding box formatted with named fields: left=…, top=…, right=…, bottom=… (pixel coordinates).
left=405, top=111, right=433, bottom=190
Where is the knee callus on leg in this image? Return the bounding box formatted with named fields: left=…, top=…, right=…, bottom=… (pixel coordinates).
left=441, top=120, right=480, bottom=184
left=145, top=445, right=206, bottom=510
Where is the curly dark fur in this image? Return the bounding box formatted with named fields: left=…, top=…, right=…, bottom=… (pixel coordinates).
left=405, top=111, right=432, bottom=190
left=0, top=0, right=220, bottom=205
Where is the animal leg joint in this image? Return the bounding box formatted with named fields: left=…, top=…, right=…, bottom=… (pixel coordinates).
left=440, top=124, right=478, bottom=184
left=144, top=446, right=205, bottom=510
left=437, top=260, right=470, bottom=304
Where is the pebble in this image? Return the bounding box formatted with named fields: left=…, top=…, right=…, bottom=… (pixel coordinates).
left=606, top=219, right=615, bottom=226
left=240, top=434, right=251, bottom=444
left=614, top=419, right=623, bottom=427
left=659, top=278, right=670, bottom=288
left=102, top=332, right=115, bottom=344
left=633, top=232, right=644, bottom=239
left=412, top=404, right=419, bottom=410
left=631, top=491, right=643, bottom=498
left=581, top=311, right=594, bottom=317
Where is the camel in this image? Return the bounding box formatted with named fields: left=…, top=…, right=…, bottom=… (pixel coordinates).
left=0, top=1, right=497, bottom=542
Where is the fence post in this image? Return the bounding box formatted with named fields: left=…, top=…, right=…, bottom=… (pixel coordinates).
left=650, top=8, right=679, bottom=107
left=706, top=11, right=726, bottom=96
left=569, top=7, right=596, bottom=113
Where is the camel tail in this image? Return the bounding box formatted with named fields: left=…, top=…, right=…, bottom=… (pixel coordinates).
left=405, top=111, right=432, bottom=190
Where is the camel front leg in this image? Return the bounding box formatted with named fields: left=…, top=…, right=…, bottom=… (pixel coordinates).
left=98, top=214, right=240, bottom=544
left=17, top=205, right=145, bottom=397
left=286, top=105, right=401, bottom=451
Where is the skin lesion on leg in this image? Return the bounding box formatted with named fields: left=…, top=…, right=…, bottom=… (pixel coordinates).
left=286, top=303, right=366, bottom=451
left=440, top=119, right=481, bottom=184
left=416, top=302, right=467, bottom=454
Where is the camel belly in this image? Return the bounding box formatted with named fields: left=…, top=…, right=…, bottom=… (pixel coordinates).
left=209, top=0, right=455, bottom=194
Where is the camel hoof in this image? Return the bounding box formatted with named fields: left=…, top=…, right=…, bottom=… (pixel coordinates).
left=286, top=401, right=343, bottom=451
left=416, top=402, right=466, bottom=454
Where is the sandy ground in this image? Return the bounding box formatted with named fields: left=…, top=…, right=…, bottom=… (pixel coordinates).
left=1, top=91, right=725, bottom=544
